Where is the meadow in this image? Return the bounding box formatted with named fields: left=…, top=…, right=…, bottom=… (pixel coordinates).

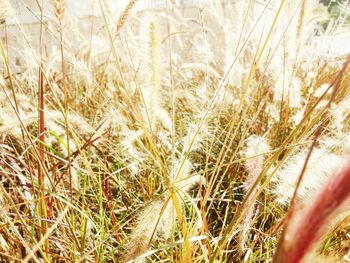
left=0, top=0, right=350, bottom=262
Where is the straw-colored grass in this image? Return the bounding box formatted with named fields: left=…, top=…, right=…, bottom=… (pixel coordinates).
left=0, top=0, right=350, bottom=262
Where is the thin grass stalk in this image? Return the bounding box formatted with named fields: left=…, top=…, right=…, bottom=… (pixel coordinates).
left=0, top=37, right=18, bottom=111
left=296, top=0, right=306, bottom=51
left=35, top=0, right=49, bottom=256
left=101, top=158, right=120, bottom=244
left=54, top=0, right=73, bottom=200
left=97, top=0, right=127, bottom=88
left=38, top=61, right=48, bottom=251
left=4, top=14, right=9, bottom=61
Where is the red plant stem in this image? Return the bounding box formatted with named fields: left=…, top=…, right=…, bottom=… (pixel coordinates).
left=38, top=64, right=44, bottom=184
left=37, top=0, right=48, bottom=242
left=273, top=162, right=350, bottom=263
left=38, top=61, right=48, bottom=235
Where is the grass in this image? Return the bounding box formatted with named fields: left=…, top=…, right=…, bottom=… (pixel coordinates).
left=0, top=0, right=350, bottom=262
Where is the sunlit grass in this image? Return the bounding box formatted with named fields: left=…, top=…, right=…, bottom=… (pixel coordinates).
left=0, top=0, right=349, bottom=262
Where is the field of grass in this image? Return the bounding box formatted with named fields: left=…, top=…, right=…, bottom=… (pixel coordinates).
left=0, top=0, right=350, bottom=262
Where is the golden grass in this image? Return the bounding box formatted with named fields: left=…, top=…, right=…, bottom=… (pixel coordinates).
left=0, top=0, right=349, bottom=262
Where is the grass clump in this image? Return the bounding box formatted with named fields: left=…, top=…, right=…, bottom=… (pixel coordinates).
left=0, top=0, right=350, bottom=262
